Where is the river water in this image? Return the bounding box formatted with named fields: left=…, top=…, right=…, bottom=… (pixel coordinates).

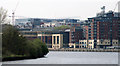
left=2, top=51, right=118, bottom=64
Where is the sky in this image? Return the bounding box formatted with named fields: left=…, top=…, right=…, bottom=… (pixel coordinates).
left=0, top=0, right=120, bottom=20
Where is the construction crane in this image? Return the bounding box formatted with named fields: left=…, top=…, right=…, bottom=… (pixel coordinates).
left=11, top=0, right=20, bottom=26
left=113, top=1, right=120, bottom=12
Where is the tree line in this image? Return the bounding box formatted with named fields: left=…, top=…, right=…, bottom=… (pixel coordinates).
left=2, top=24, right=49, bottom=59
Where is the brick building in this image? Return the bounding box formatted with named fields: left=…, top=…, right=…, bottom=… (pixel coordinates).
left=87, top=11, right=120, bottom=48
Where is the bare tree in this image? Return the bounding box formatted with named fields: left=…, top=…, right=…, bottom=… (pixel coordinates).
left=0, top=7, right=8, bottom=24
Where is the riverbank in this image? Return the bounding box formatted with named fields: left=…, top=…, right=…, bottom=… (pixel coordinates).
left=2, top=48, right=119, bottom=62
left=49, top=48, right=120, bottom=52
left=2, top=51, right=118, bottom=64
left=2, top=55, right=44, bottom=61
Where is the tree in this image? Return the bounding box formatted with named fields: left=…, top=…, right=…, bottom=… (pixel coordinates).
left=2, top=24, right=49, bottom=59
left=40, top=42, right=49, bottom=55
left=2, top=25, right=49, bottom=58
left=2, top=24, right=28, bottom=56
left=32, top=39, right=49, bottom=57
left=54, top=25, right=70, bottom=30
left=0, top=7, right=8, bottom=24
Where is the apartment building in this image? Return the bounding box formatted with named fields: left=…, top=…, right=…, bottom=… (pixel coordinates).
left=85, top=11, right=120, bottom=48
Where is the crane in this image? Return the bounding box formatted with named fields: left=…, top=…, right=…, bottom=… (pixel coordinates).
left=12, top=0, right=20, bottom=26
left=113, top=1, right=120, bottom=12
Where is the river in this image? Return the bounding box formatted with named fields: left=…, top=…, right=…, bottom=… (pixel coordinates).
left=2, top=51, right=118, bottom=64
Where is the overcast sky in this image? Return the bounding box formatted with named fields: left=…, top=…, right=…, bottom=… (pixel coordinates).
left=0, top=0, right=119, bottom=20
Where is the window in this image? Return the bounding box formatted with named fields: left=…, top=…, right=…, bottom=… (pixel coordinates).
left=89, top=34, right=91, bottom=36
left=82, top=42, right=84, bottom=44
left=82, top=46, right=84, bottom=47
left=39, top=36, right=41, bottom=40
left=94, top=32, right=97, bottom=34
left=89, top=37, right=91, bottom=39
left=113, top=42, right=114, bottom=44
left=42, top=36, right=44, bottom=42
left=57, top=36, right=59, bottom=44
left=80, top=42, right=81, bottom=44
left=54, top=36, right=56, bottom=44
left=45, top=36, right=47, bottom=43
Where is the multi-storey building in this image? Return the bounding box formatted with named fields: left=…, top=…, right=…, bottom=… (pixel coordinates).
left=38, top=33, right=63, bottom=49
left=19, top=26, right=84, bottom=49
left=19, top=29, right=70, bottom=49
left=86, top=11, right=120, bottom=48
left=68, top=27, right=84, bottom=48
left=19, top=31, right=38, bottom=40
left=37, top=31, right=69, bottom=49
